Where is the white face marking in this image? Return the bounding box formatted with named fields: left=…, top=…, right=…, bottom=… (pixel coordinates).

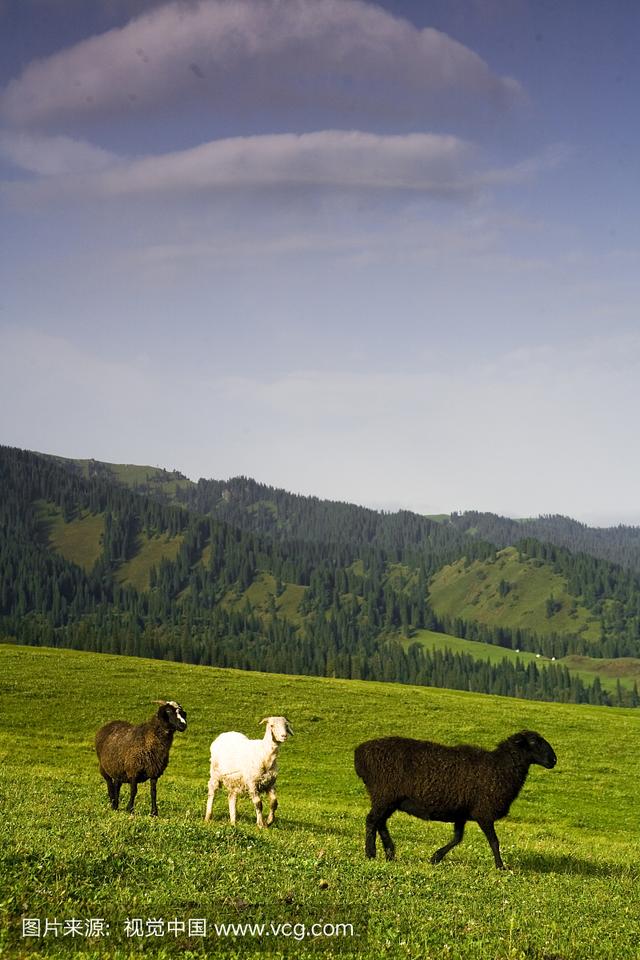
left=176, top=709, right=186, bottom=726
left=268, top=717, right=291, bottom=742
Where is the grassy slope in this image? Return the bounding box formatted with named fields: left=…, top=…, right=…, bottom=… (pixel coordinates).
left=35, top=499, right=184, bottom=592
left=409, top=629, right=543, bottom=666
left=429, top=547, right=601, bottom=641
left=47, top=456, right=194, bottom=498
left=1, top=644, right=640, bottom=960
left=35, top=501, right=104, bottom=573
left=222, top=572, right=307, bottom=624
left=115, top=533, right=184, bottom=592
left=410, top=629, right=640, bottom=693
left=105, top=463, right=193, bottom=499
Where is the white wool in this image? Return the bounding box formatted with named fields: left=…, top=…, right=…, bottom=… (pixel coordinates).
left=204, top=716, right=292, bottom=827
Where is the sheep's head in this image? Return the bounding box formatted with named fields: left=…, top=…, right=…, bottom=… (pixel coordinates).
left=511, top=730, right=556, bottom=768
left=260, top=716, right=293, bottom=743
left=154, top=700, right=188, bottom=732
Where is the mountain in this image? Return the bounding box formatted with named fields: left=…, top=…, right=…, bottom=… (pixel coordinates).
left=448, top=510, right=640, bottom=574
left=46, top=452, right=640, bottom=574
left=3, top=445, right=640, bottom=707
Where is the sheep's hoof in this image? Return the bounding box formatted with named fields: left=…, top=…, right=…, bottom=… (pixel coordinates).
left=430, top=852, right=443, bottom=865
left=384, top=849, right=395, bottom=862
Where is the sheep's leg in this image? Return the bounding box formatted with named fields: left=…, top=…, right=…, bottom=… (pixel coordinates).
left=100, top=768, right=118, bottom=810
left=377, top=817, right=396, bottom=861
left=478, top=820, right=505, bottom=869
left=431, top=820, right=465, bottom=864
left=266, top=788, right=278, bottom=826
left=250, top=790, right=265, bottom=828
left=365, top=804, right=394, bottom=859
left=113, top=781, right=122, bottom=810
left=104, top=778, right=115, bottom=809
left=150, top=779, right=158, bottom=817
left=228, top=792, right=238, bottom=826
left=204, top=777, right=219, bottom=823
left=127, top=781, right=138, bottom=814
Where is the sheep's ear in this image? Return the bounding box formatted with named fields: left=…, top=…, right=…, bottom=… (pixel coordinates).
left=285, top=720, right=294, bottom=736
left=259, top=718, right=269, bottom=725
left=152, top=700, right=168, bottom=706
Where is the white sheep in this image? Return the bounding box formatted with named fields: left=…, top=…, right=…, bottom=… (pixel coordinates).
left=204, top=716, right=293, bottom=828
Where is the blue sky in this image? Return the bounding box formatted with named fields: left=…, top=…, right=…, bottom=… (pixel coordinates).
left=1, top=0, right=639, bottom=524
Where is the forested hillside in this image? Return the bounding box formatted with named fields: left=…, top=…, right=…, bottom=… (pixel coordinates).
left=449, top=510, right=640, bottom=574
left=50, top=453, right=640, bottom=571
left=4, top=445, right=640, bottom=707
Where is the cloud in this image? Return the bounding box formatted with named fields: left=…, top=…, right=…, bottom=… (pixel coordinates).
left=0, top=129, right=121, bottom=176
left=4, top=130, right=555, bottom=204
left=82, top=130, right=475, bottom=197
left=0, top=0, right=521, bottom=128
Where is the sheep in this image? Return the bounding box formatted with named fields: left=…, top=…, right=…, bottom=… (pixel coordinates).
left=204, top=716, right=293, bottom=828
left=95, top=700, right=187, bottom=816
left=354, top=729, right=556, bottom=869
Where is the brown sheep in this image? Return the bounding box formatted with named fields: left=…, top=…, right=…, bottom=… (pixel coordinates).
left=95, top=700, right=187, bottom=816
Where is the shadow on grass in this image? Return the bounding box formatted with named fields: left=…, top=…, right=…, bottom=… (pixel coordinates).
left=516, top=851, right=637, bottom=877
left=278, top=817, right=356, bottom=838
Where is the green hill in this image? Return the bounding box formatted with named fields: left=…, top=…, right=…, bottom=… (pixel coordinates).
left=49, top=454, right=640, bottom=574
left=1, top=643, right=640, bottom=960
left=5, top=445, right=640, bottom=706
left=409, top=628, right=640, bottom=695
left=44, top=453, right=195, bottom=499
left=35, top=500, right=104, bottom=572
left=429, top=546, right=601, bottom=641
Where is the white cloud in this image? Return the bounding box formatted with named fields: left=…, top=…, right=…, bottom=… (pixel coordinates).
left=81, top=130, right=474, bottom=197
left=1, top=0, right=521, bottom=127
left=3, top=130, right=556, bottom=204
left=0, top=129, right=121, bottom=176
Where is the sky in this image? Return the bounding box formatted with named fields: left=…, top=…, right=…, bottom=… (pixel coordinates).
left=1, top=0, right=639, bottom=525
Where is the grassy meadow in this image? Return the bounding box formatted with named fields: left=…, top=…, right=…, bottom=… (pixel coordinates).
left=1, top=643, right=640, bottom=960
left=409, top=628, right=640, bottom=694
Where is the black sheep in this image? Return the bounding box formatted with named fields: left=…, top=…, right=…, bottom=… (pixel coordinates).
left=95, top=700, right=187, bottom=816
left=354, top=730, right=556, bottom=869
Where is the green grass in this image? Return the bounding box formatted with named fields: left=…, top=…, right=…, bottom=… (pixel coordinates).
left=44, top=456, right=194, bottom=498
left=105, top=463, right=193, bottom=498
left=115, top=534, right=184, bottom=592
left=563, top=655, right=640, bottom=688
left=408, top=629, right=542, bottom=667
left=35, top=501, right=104, bottom=573
left=222, top=573, right=308, bottom=625
left=1, top=644, right=640, bottom=959
left=429, top=547, right=601, bottom=641
left=408, top=628, right=640, bottom=695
